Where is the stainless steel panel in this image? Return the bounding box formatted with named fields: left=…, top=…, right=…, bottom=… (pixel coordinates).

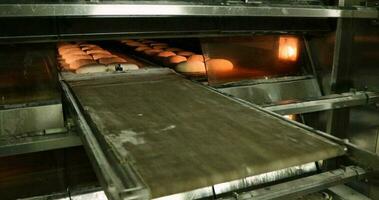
left=0, top=146, right=98, bottom=200
left=336, top=19, right=379, bottom=199
left=66, top=68, right=345, bottom=199
left=0, top=2, right=375, bottom=18
left=0, top=104, right=65, bottom=136
left=218, top=77, right=322, bottom=105
left=0, top=4, right=348, bottom=18
left=348, top=106, right=379, bottom=153
left=346, top=19, right=379, bottom=153
left=0, top=4, right=375, bottom=18
left=0, top=17, right=333, bottom=44
left=308, top=32, right=336, bottom=95
left=0, top=43, right=59, bottom=105
left=351, top=19, right=379, bottom=92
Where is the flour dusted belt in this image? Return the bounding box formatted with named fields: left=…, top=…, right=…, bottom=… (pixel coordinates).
left=65, top=68, right=345, bottom=198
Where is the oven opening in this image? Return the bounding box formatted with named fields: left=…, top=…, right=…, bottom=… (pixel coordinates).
left=55, top=35, right=312, bottom=87
left=200, top=35, right=311, bottom=86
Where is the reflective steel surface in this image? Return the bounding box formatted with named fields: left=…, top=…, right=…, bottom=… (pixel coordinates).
left=0, top=4, right=376, bottom=18
left=265, top=91, right=379, bottom=115
left=0, top=4, right=340, bottom=17
left=218, top=77, right=321, bottom=105
left=0, top=104, right=64, bottom=136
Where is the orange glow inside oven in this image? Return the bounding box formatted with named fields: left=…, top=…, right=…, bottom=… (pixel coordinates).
left=278, top=37, right=299, bottom=61
left=284, top=114, right=296, bottom=120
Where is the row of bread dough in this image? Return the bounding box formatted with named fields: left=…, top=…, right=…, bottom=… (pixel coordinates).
left=120, top=39, right=207, bottom=74
left=57, top=42, right=139, bottom=74
left=120, top=39, right=234, bottom=75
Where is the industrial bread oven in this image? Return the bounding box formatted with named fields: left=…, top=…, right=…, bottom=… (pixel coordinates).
left=0, top=1, right=379, bottom=200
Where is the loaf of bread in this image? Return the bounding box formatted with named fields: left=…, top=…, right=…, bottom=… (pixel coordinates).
left=91, top=53, right=117, bottom=61
left=168, top=55, right=187, bottom=64
left=153, top=45, right=169, bottom=49
left=205, top=59, right=234, bottom=72
left=144, top=49, right=163, bottom=56
left=177, top=51, right=195, bottom=57
left=175, top=61, right=206, bottom=74
left=125, top=42, right=145, bottom=47
left=82, top=46, right=103, bottom=51
left=157, top=51, right=176, bottom=58
left=135, top=46, right=152, bottom=52
left=58, top=42, right=140, bottom=74
left=58, top=47, right=83, bottom=55
left=64, top=55, right=93, bottom=64
left=165, top=48, right=183, bottom=52
left=98, top=57, right=127, bottom=65
left=86, top=49, right=112, bottom=55
left=187, top=55, right=206, bottom=62
left=69, top=59, right=98, bottom=70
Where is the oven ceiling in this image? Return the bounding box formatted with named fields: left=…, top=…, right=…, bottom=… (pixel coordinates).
left=0, top=1, right=377, bottom=43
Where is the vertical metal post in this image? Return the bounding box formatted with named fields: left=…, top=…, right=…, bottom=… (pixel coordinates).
left=326, top=0, right=354, bottom=139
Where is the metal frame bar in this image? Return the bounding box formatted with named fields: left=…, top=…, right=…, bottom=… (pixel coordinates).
left=265, top=91, right=379, bottom=115
left=220, top=166, right=366, bottom=200
left=327, top=0, right=355, bottom=143
left=0, top=4, right=377, bottom=18
left=0, top=129, right=82, bottom=157
left=17, top=167, right=369, bottom=200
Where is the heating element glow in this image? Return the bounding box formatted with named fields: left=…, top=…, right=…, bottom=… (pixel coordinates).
left=278, top=37, right=299, bottom=61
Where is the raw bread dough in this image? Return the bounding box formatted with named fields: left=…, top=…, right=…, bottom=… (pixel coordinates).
left=107, top=63, right=139, bottom=71
left=75, top=64, right=107, bottom=74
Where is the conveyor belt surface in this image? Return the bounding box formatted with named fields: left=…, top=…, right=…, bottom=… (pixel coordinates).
left=66, top=69, right=345, bottom=198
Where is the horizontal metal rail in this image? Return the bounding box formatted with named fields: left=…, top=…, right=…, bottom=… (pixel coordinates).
left=0, top=4, right=377, bottom=18
left=220, top=166, right=366, bottom=200
left=0, top=128, right=82, bottom=157
left=0, top=129, right=82, bottom=157
left=265, top=91, right=379, bottom=115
